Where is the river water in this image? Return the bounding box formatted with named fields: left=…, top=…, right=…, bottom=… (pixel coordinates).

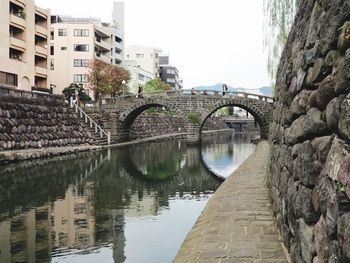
left=0, top=133, right=256, bottom=263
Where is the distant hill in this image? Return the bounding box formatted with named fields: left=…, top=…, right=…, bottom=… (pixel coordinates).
left=191, top=83, right=273, bottom=97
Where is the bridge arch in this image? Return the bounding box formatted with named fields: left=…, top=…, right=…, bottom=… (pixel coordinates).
left=117, top=98, right=186, bottom=142
left=198, top=98, right=270, bottom=140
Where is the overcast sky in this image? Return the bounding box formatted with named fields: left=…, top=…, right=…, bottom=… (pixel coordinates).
left=36, top=0, right=270, bottom=89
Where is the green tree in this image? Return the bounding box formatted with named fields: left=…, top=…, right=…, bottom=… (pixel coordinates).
left=62, top=83, right=91, bottom=102
left=263, top=0, right=299, bottom=87
left=144, top=78, right=172, bottom=93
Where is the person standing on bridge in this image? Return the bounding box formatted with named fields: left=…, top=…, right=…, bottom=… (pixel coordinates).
left=222, top=84, right=228, bottom=95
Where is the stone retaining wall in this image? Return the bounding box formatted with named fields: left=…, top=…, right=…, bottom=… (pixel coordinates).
left=268, top=1, right=350, bottom=262
left=130, top=113, right=228, bottom=140
left=0, top=86, right=93, bottom=151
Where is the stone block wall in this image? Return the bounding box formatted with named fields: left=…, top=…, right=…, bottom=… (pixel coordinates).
left=0, top=86, right=93, bottom=151
left=129, top=113, right=228, bottom=140
left=268, top=0, right=350, bottom=262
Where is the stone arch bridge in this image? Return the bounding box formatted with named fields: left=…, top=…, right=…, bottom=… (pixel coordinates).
left=91, top=90, right=274, bottom=144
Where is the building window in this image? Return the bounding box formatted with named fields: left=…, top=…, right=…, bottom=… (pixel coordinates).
left=50, top=59, right=54, bottom=70
left=136, top=53, right=144, bottom=59
left=166, top=68, right=176, bottom=75
left=138, top=74, right=145, bottom=81
left=74, top=59, right=89, bottom=67
left=73, top=74, right=87, bottom=83
left=126, top=54, right=129, bottom=58
left=166, top=78, right=175, bottom=83
left=74, top=44, right=89, bottom=52
left=61, top=47, right=67, bottom=50
left=58, top=29, right=67, bottom=36
left=50, top=31, right=54, bottom=40
left=74, top=29, right=89, bottom=36
left=50, top=46, right=54, bottom=55
left=9, top=48, right=22, bottom=61
left=0, top=71, right=18, bottom=86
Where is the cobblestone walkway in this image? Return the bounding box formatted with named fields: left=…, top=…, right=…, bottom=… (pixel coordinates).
left=173, top=141, right=289, bottom=263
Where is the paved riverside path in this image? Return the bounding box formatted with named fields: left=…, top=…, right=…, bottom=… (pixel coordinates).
left=173, top=141, right=289, bottom=263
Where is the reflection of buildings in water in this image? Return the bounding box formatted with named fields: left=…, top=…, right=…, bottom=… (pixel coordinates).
left=0, top=206, right=52, bottom=263
left=124, top=193, right=159, bottom=219
left=52, top=183, right=95, bottom=250
left=0, top=182, right=95, bottom=263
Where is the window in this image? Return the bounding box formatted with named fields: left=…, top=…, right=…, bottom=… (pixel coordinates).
left=50, top=46, right=54, bottom=55
left=126, top=54, right=129, bottom=58
left=61, top=47, right=67, bottom=50
left=73, top=74, right=87, bottom=83
left=9, top=48, right=22, bottom=61
left=74, top=44, right=89, bottom=52
left=58, top=29, right=67, bottom=36
left=50, top=31, right=54, bottom=40
left=50, top=59, right=54, bottom=70
left=138, top=74, right=145, bottom=81
left=74, top=59, right=89, bottom=67
left=74, top=29, right=89, bottom=36
left=0, top=71, right=18, bottom=86
left=166, top=68, right=176, bottom=75
left=166, top=78, right=175, bottom=83
left=136, top=53, right=144, bottom=59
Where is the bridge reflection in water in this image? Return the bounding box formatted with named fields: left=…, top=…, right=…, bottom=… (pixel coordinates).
left=0, top=134, right=255, bottom=263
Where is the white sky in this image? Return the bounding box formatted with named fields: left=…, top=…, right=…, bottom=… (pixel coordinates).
left=35, top=0, right=270, bottom=89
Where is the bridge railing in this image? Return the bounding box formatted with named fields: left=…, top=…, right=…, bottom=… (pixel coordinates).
left=109, top=89, right=274, bottom=103
left=70, top=97, right=111, bottom=145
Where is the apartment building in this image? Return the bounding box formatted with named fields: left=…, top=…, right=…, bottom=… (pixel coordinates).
left=50, top=14, right=124, bottom=96
left=124, top=45, right=160, bottom=78
left=158, top=53, right=180, bottom=90
left=122, top=60, right=153, bottom=94
left=0, top=0, right=51, bottom=92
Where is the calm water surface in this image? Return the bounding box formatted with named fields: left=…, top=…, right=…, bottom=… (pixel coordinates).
left=0, top=133, right=255, bottom=263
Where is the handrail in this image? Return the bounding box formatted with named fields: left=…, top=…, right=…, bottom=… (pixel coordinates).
left=70, top=97, right=111, bottom=145
left=113, top=89, right=274, bottom=102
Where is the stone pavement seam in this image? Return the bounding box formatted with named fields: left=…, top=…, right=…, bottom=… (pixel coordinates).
left=173, top=141, right=290, bottom=263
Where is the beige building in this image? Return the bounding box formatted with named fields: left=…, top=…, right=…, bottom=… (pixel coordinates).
left=124, top=45, right=160, bottom=78
left=0, top=0, right=51, bottom=92
left=122, top=60, right=153, bottom=94
left=50, top=14, right=124, bottom=97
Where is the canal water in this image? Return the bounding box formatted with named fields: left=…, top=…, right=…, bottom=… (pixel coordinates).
left=0, top=133, right=256, bottom=263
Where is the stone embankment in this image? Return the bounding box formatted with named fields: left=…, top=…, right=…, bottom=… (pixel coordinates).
left=129, top=113, right=228, bottom=140
left=269, top=0, right=350, bottom=262
left=174, top=141, right=289, bottom=263
left=0, top=86, right=93, bottom=151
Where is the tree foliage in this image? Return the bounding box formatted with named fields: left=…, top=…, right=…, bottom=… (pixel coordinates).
left=62, top=83, right=91, bottom=101
left=144, top=78, right=172, bottom=93
left=263, top=0, right=299, bottom=87
left=87, top=60, right=130, bottom=99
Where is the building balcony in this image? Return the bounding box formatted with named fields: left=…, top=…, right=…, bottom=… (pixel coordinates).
left=9, top=14, right=25, bottom=30
left=35, top=45, right=48, bottom=57
left=10, top=37, right=25, bottom=52
left=114, top=41, right=123, bottom=51
left=10, top=0, right=25, bottom=8
left=95, top=39, right=110, bottom=51
left=35, top=66, right=48, bottom=77
left=35, top=25, right=48, bottom=39
left=113, top=53, right=123, bottom=63
left=95, top=54, right=111, bottom=64
left=94, top=25, right=110, bottom=38
left=35, top=6, right=48, bottom=19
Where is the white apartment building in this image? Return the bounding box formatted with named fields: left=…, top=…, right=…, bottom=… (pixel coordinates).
left=0, top=0, right=51, bottom=92
left=124, top=45, right=160, bottom=78
left=50, top=14, right=124, bottom=96
left=122, top=60, right=153, bottom=94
